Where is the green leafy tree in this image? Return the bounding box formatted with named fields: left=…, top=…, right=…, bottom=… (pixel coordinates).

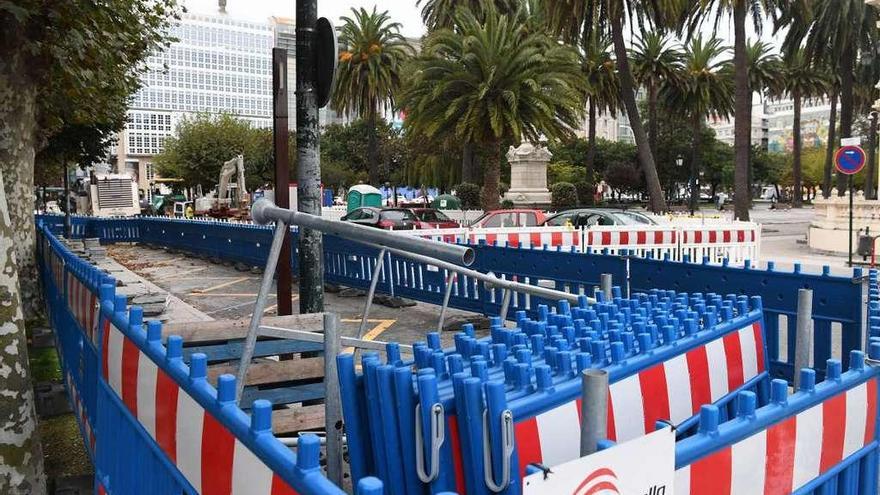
left=775, top=49, right=828, bottom=207
left=744, top=41, right=783, bottom=197
left=544, top=0, right=684, bottom=212
left=155, top=114, right=281, bottom=192
left=0, top=2, right=179, bottom=488
left=551, top=182, right=579, bottom=209
left=630, top=32, right=683, bottom=157
left=402, top=5, right=587, bottom=210
left=332, top=7, right=413, bottom=185
left=661, top=36, right=734, bottom=213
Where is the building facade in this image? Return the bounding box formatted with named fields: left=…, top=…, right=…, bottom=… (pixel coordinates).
left=706, top=103, right=769, bottom=149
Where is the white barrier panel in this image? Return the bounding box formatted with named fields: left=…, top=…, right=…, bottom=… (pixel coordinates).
left=409, top=226, right=580, bottom=250
left=678, top=224, right=761, bottom=264
left=584, top=226, right=680, bottom=260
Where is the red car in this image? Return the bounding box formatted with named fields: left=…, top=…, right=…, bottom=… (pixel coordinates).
left=468, top=209, right=547, bottom=228
left=410, top=208, right=460, bottom=229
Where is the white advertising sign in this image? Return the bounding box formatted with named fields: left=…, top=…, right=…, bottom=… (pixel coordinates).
left=523, top=427, right=675, bottom=495
left=841, top=136, right=862, bottom=146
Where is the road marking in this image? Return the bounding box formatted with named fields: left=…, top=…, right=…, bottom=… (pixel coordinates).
left=340, top=319, right=396, bottom=354
left=192, top=277, right=250, bottom=294
left=155, top=266, right=208, bottom=280
left=261, top=295, right=300, bottom=315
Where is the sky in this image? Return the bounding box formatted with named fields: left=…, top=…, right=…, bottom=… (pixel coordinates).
left=184, top=0, right=781, bottom=47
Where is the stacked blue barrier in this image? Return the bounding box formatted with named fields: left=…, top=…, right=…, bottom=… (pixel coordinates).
left=337, top=287, right=770, bottom=494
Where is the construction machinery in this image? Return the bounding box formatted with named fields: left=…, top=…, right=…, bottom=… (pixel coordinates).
left=208, top=154, right=249, bottom=219
left=75, top=173, right=140, bottom=217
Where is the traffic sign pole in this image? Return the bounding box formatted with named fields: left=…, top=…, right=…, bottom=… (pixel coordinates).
left=834, top=145, right=866, bottom=267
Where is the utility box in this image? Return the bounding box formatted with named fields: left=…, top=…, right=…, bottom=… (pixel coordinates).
left=857, top=234, right=875, bottom=257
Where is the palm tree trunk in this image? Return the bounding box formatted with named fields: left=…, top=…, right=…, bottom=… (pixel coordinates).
left=367, top=110, right=379, bottom=184
left=648, top=83, right=658, bottom=157
left=461, top=142, right=475, bottom=183
left=586, top=97, right=597, bottom=171
left=792, top=89, right=803, bottom=207
left=689, top=114, right=703, bottom=214
left=823, top=88, right=838, bottom=198
left=732, top=1, right=751, bottom=220
left=481, top=141, right=501, bottom=210
left=609, top=13, right=666, bottom=213
left=838, top=45, right=855, bottom=196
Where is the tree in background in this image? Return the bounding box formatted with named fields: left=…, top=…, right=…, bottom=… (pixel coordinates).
left=581, top=32, right=620, bottom=172
left=744, top=41, right=783, bottom=198
left=0, top=2, right=179, bottom=488
left=0, top=0, right=179, bottom=315
left=661, top=36, right=734, bottom=213
left=332, top=7, right=413, bottom=185
left=544, top=0, right=684, bottom=213
left=402, top=5, right=586, bottom=210
left=785, top=0, right=879, bottom=195
left=776, top=49, right=827, bottom=207
left=416, top=0, right=519, bottom=30
left=630, top=32, right=683, bottom=157
left=155, top=114, right=283, bottom=193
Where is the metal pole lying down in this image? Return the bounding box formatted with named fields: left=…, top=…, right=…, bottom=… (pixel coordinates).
left=251, top=199, right=475, bottom=266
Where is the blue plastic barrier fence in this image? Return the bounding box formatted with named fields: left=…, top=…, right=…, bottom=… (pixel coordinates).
left=37, top=224, right=383, bottom=495
left=676, top=351, right=880, bottom=495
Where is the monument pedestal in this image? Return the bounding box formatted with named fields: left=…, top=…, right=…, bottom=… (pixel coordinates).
left=503, top=142, right=552, bottom=207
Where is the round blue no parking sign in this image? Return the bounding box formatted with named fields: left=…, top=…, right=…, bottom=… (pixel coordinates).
left=834, top=145, right=866, bottom=175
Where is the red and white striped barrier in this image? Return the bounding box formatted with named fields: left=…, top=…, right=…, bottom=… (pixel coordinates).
left=101, top=321, right=297, bottom=494
left=412, top=227, right=581, bottom=250
left=675, top=379, right=877, bottom=494
left=583, top=226, right=679, bottom=259
left=679, top=225, right=761, bottom=265
left=514, top=321, right=766, bottom=473
left=66, top=371, right=96, bottom=453
left=67, top=274, right=98, bottom=345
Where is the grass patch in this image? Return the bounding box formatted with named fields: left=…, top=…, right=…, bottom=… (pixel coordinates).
left=29, top=347, right=61, bottom=382
left=39, top=415, right=93, bottom=478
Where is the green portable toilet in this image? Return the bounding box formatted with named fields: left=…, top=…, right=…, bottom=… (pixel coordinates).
left=346, top=184, right=383, bottom=213
left=432, top=194, right=460, bottom=210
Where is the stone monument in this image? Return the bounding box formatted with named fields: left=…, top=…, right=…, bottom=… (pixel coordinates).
left=503, top=141, right=552, bottom=206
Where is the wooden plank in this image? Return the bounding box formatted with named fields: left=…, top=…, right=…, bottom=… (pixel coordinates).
left=272, top=405, right=325, bottom=434
left=241, top=382, right=325, bottom=407
left=162, top=313, right=325, bottom=342
left=182, top=339, right=323, bottom=363
left=207, top=357, right=324, bottom=386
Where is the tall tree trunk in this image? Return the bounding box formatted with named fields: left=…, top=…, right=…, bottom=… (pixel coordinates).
left=367, top=110, right=379, bottom=184
left=0, top=172, right=45, bottom=494
left=823, top=88, right=838, bottom=198
left=0, top=68, right=40, bottom=319
left=461, top=142, right=477, bottom=183
left=481, top=141, right=501, bottom=211
left=648, top=83, right=658, bottom=157
left=792, top=90, right=804, bottom=207
left=838, top=45, right=855, bottom=196
left=732, top=1, right=751, bottom=220
left=296, top=0, right=324, bottom=313
left=586, top=97, right=597, bottom=172
left=866, top=111, right=878, bottom=200
left=689, top=114, right=703, bottom=214
left=609, top=13, right=666, bottom=212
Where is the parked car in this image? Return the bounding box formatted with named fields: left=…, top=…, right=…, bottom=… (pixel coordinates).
left=541, top=209, right=658, bottom=228
left=469, top=209, right=547, bottom=228
left=340, top=207, right=418, bottom=230
left=410, top=208, right=460, bottom=229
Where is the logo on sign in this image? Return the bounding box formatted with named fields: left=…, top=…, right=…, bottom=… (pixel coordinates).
left=571, top=468, right=667, bottom=495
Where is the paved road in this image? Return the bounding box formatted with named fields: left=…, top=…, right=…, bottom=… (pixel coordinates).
left=108, top=244, right=483, bottom=351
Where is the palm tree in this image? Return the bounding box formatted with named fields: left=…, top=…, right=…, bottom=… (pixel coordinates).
left=744, top=41, right=782, bottom=199
left=630, top=32, right=683, bottom=157
left=544, top=0, right=683, bottom=213
left=821, top=70, right=840, bottom=198
left=661, top=36, right=734, bottom=214
left=402, top=5, right=587, bottom=210
left=784, top=0, right=879, bottom=196
left=332, top=7, right=413, bottom=185
left=582, top=32, right=619, bottom=172
left=416, top=0, right=520, bottom=30
left=684, top=0, right=789, bottom=220
left=775, top=49, right=827, bottom=207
